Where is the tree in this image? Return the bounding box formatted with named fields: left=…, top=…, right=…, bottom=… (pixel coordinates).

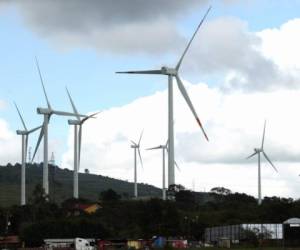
left=28, top=184, right=60, bottom=221
left=29, top=183, right=48, bottom=205
left=175, top=190, right=196, bottom=210
left=210, top=187, right=232, bottom=195
left=99, top=189, right=121, bottom=202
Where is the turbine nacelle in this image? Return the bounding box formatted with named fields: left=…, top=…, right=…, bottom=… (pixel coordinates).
left=16, top=130, right=27, bottom=135
left=161, top=66, right=177, bottom=76
left=68, top=119, right=81, bottom=125
left=37, top=107, right=51, bottom=115
left=254, top=148, right=262, bottom=153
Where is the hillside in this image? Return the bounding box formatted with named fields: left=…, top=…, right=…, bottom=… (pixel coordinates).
left=0, top=163, right=162, bottom=206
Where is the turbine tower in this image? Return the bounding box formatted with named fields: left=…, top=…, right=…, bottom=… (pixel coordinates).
left=147, top=140, right=180, bottom=200
left=131, top=131, right=143, bottom=198
left=117, top=7, right=211, bottom=188
left=32, top=58, right=87, bottom=195
left=14, top=102, right=42, bottom=205
left=147, top=142, right=168, bottom=200
left=28, top=147, right=32, bottom=163
left=246, top=121, right=278, bottom=205
left=66, top=87, right=99, bottom=199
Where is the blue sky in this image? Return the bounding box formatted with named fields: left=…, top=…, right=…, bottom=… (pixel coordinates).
left=1, top=1, right=300, bottom=197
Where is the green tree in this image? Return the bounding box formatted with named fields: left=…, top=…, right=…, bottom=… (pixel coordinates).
left=29, top=183, right=48, bottom=205
left=99, top=189, right=121, bottom=202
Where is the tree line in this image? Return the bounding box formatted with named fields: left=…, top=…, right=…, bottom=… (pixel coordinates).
left=1, top=184, right=300, bottom=247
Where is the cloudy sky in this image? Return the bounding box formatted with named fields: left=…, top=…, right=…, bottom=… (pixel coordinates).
left=1, top=0, right=300, bottom=199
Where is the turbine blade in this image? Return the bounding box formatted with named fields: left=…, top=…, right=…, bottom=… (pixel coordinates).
left=31, top=125, right=44, bottom=162
left=138, top=129, right=144, bottom=146
left=35, top=57, right=51, bottom=109
left=246, top=151, right=258, bottom=159
left=130, top=140, right=137, bottom=146
left=263, top=151, right=278, bottom=172
left=176, top=6, right=211, bottom=70
left=165, top=144, right=179, bottom=170
left=116, top=69, right=163, bottom=75
left=78, top=125, right=82, bottom=171
left=52, top=110, right=87, bottom=117
left=28, top=125, right=43, bottom=134
left=81, top=111, right=100, bottom=123
left=138, top=148, right=143, bottom=169
left=261, top=120, right=266, bottom=149
left=175, top=75, right=208, bottom=141
left=146, top=146, right=162, bottom=150
left=13, top=102, right=27, bottom=131
left=175, top=160, right=181, bottom=171
left=66, top=87, right=80, bottom=121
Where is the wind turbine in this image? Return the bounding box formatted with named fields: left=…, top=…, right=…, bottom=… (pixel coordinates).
left=131, top=131, right=143, bottom=198
left=147, top=140, right=180, bottom=200
left=117, top=7, right=211, bottom=188
left=246, top=121, right=278, bottom=205
left=14, top=102, right=42, bottom=205
left=66, top=87, right=99, bottom=199
left=32, top=58, right=87, bottom=195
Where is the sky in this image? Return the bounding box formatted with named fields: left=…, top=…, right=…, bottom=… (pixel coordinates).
left=1, top=0, right=300, bottom=199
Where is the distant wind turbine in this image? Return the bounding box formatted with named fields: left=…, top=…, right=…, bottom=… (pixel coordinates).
left=147, top=140, right=180, bottom=200
left=66, top=87, right=99, bottom=199
left=246, top=121, right=278, bottom=205
left=14, top=102, right=42, bottom=205
left=131, top=131, right=144, bottom=198
left=32, top=58, right=87, bottom=195
left=117, top=7, right=211, bottom=188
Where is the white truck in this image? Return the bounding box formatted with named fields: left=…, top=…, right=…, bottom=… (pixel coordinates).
left=75, top=238, right=95, bottom=250
left=45, top=238, right=95, bottom=250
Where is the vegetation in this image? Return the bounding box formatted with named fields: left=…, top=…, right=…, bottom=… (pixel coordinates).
left=0, top=163, right=161, bottom=206
left=1, top=164, right=300, bottom=247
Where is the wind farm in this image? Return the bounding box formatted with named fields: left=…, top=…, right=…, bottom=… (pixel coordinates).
left=1, top=1, right=300, bottom=248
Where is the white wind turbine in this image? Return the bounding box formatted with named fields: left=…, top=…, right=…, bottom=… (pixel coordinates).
left=117, top=7, right=211, bottom=188
left=14, top=102, right=42, bottom=205
left=66, top=87, right=99, bottom=199
left=32, top=58, right=87, bottom=195
left=246, top=121, right=278, bottom=205
left=147, top=140, right=180, bottom=200
left=131, top=131, right=143, bottom=198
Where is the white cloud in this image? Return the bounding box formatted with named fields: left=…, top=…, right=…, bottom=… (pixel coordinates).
left=258, top=19, right=300, bottom=71
left=61, top=79, right=300, bottom=199
left=0, top=118, right=20, bottom=164
left=181, top=17, right=298, bottom=91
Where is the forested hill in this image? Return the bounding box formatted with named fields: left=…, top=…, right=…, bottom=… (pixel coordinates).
left=0, top=163, right=162, bottom=206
